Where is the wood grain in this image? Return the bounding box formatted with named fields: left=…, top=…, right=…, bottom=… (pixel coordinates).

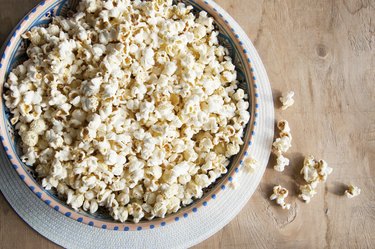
left=0, top=0, right=374, bottom=248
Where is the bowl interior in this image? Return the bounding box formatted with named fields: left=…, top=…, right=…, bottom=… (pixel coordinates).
left=0, top=0, right=256, bottom=229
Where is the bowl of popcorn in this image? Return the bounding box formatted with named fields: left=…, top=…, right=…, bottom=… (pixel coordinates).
left=0, top=0, right=258, bottom=230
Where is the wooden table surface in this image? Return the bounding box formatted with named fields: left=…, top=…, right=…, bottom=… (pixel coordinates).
left=1, top=0, right=374, bottom=248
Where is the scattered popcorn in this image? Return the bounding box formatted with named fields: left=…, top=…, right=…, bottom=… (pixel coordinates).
left=298, top=184, right=317, bottom=203
left=272, top=136, right=292, bottom=154
left=277, top=120, right=290, bottom=133
left=4, top=0, right=251, bottom=223
left=345, top=184, right=361, bottom=198
left=300, top=155, right=333, bottom=186
left=299, top=155, right=332, bottom=203
left=274, top=154, right=290, bottom=172
left=243, top=156, right=257, bottom=174
left=270, top=185, right=291, bottom=210
left=272, top=120, right=292, bottom=172
left=279, top=91, right=295, bottom=110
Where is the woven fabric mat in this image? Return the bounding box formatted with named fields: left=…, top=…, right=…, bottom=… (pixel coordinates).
left=0, top=2, right=274, bottom=248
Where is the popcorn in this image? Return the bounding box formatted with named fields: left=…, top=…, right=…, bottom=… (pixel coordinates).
left=21, top=147, right=37, bottom=165
left=300, top=155, right=333, bottom=186
left=272, top=136, right=292, bottom=154
left=22, top=131, right=39, bottom=147
left=272, top=120, right=292, bottom=172
left=298, top=184, right=317, bottom=203
left=345, top=184, right=361, bottom=198
left=315, top=159, right=333, bottom=182
left=4, top=0, right=250, bottom=223
left=274, top=154, right=290, bottom=172
left=270, top=185, right=291, bottom=210
left=277, top=120, right=290, bottom=133
left=279, top=91, right=295, bottom=110
left=153, top=201, right=168, bottom=218
left=243, top=156, right=257, bottom=174
left=194, top=174, right=211, bottom=188
left=299, top=155, right=333, bottom=203
left=112, top=206, right=128, bottom=223
left=67, top=192, right=85, bottom=210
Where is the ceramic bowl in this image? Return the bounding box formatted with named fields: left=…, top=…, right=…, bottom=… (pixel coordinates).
left=0, top=0, right=258, bottom=230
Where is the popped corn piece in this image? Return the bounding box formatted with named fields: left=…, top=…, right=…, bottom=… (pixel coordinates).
left=345, top=184, right=361, bottom=198
left=89, top=200, right=99, bottom=214
left=112, top=206, right=129, bottom=223
left=272, top=119, right=292, bottom=158
left=243, top=156, right=257, bottom=174
left=299, top=155, right=332, bottom=203
left=298, top=184, right=317, bottom=203
left=29, top=119, right=47, bottom=135
left=4, top=0, right=251, bottom=223
left=316, top=159, right=333, bottom=182
left=21, top=147, right=37, bottom=165
left=22, top=131, right=39, bottom=147
left=272, top=120, right=292, bottom=172
left=279, top=91, right=295, bottom=110
left=270, top=185, right=291, bottom=210
left=277, top=120, right=290, bottom=133
left=274, top=154, right=290, bottom=172
left=272, top=136, right=292, bottom=154
left=300, top=155, right=317, bottom=183
left=66, top=191, right=84, bottom=210
left=300, top=155, right=333, bottom=184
